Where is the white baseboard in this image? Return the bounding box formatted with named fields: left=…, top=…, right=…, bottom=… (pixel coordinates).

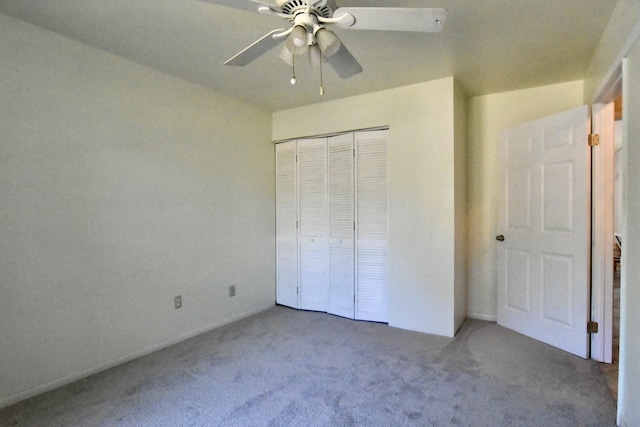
left=467, top=313, right=497, bottom=322
left=0, top=303, right=275, bottom=410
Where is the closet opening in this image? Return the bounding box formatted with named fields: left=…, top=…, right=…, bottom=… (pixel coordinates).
left=275, top=128, right=389, bottom=323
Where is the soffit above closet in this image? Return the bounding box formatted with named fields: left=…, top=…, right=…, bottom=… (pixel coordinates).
left=0, top=0, right=618, bottom=111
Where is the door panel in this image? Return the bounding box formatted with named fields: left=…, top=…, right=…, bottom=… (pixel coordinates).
left=506, top=248, right=531, bottom=313
left=355, top=130, right=389, bottom=322
left=498, top=105, right=590, bottom=358
left=298, top=138, right=329, bottom=312
left=328, top=134, right=355, bottom=318
left=541, top=253, right=573, bottom=326
left=299, top=237, right=329, bottom=311
left=356, top=242, right=388, bottom=321
left=507, top=167, right=532, bottom=228
left=542, top=162, right=574, bottom=231
left=275, top=141, right=298, bottom=308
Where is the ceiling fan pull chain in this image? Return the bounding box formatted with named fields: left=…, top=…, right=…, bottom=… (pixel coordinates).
left=319, top=55, right=325, bottom=95
left=290, top=54, right=297, bottom=85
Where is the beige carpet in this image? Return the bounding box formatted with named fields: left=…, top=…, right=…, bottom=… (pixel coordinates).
left=0, top=306, right=617, bottom=426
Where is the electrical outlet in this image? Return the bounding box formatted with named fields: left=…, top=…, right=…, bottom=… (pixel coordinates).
left=229, top=285, right=236, bottom=297
left=174, top=295, right=182, bottom=309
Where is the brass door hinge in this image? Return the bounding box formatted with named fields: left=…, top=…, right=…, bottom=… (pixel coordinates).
left=587, top=321, right=599, bottom=334
left=588, top=134, right=600, bottom=147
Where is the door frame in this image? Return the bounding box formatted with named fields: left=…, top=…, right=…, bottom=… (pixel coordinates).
left=590, top=102, right=616, bottom=363
left=590, top=65, right=623, bottom=363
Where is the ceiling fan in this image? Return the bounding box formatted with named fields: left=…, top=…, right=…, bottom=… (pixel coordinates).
left=205, top=0, right=447, bottom=91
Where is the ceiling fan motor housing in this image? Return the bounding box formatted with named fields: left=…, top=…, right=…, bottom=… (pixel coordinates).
left=276, top=0, right=336, bottom=20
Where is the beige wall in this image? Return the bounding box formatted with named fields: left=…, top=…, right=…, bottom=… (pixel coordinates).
left=466, top=81, right=585, bottom=320
left=0, top=14, right=275, bottom=407
left=274, top=77, right=465, bottom=337
left=584, top=0, right=640, bottom=102
left=454, top=81, right=468, bottom=332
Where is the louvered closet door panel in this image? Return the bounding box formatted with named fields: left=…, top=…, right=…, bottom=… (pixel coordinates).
left=328, top=134, right=355, bottom=319
left=298, top=138, right=329, bottom=312
left=275, top=141, right=298, bottom=308
left=355, top=129, right=389, bottom=322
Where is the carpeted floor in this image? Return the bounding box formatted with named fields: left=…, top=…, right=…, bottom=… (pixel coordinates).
left=0, top=306, right=617, bottom=426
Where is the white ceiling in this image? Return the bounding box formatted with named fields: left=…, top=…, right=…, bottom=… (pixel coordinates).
left=0, top=0, right=618, bottom=111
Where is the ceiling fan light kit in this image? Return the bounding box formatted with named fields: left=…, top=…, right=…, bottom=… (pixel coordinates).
left=212, top=0, right=447, bottom=93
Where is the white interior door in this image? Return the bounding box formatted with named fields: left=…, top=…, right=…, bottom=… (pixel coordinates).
left=328, top=134, right=355, bottom=318
left=497, top=106, right=590, bottom=358
left=298, top=138, right=329, bottom=312
left=275, top=141, right=298, bottom=309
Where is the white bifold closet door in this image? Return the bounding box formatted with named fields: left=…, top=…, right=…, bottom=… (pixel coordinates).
left=297, top=138, right=329, bottom=312
left=328, top=134, right=355, bottom=318
left=275, top=130, right=388, bottom=322
left=275, top=141, right=298, bottom=308
left=355, top=130, right=388, bottom=322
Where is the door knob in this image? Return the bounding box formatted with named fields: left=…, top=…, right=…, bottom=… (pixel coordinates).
left=496, top=235, right=505, bottom=242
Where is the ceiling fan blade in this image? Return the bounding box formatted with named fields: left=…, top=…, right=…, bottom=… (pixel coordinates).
left=225, top=29, right=286, bottom=66
left=199, top=0, right=280, bottom=12
left=334, top=7, right=447, bottom=33
left=326, top=43, right=363, bottom=79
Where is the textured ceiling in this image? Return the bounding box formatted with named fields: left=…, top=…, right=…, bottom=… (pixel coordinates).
left=0, top=0, right=618, bottom=111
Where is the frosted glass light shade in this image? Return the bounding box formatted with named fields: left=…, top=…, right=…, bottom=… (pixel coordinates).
left=279, top=44, right=294, bottom=66
left=286, top=25, right=308, bottom=56
left=316, top=28, right=341, bottom=57
left=290, top=25, right=306, bottom=47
